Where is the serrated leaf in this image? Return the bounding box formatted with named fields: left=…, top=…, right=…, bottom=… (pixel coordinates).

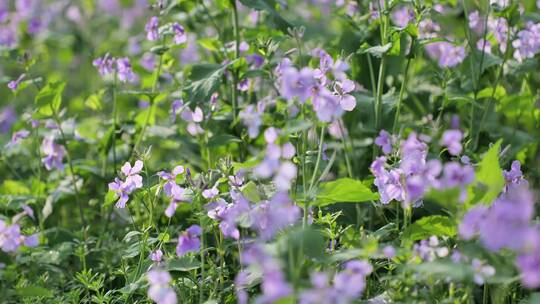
left=315, top=178, right=379, bottom=207
left=186, top=62, right=231, bottom=102
left=402, top=215, right=456, bottom=241
left=466, top=140, right=504, bottom=206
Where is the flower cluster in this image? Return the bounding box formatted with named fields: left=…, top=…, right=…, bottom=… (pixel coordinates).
left=299, top=260, right=373, bottom=304
left=371, top=130, right=474, bottom=207
left=277, top=49, right=356, bottom=123
left=93, top=54, right=137, bottom=83
left=459, top=177, right=540, bottom=288
left=147, top=269, right=177, bottom=304
left=0, top=206, right=38, bottom=253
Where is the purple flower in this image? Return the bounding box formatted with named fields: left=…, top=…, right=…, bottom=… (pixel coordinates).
left=250, top=192, right=300, bottom=240
left=150, top=249, right=163, bottom=262
left=279, top=66, right=317, bottom=103
left=147, top=269, right=177, bottom=304
left=202, top=187, right=219, bottom=199
left=240, top=102, right=265, bottom=138
left=375, top=130, right=393, bottom=154
left=109, top=160, right=144, bottom=208
left=512, top=22, right=540, bottom=62
left=0, top=106, right=16, bottom=134
left=440, top=162, right=474, bottom=189
left=7, top=73, right=25, bottom=91
left=41, top=137, right=65, bottom=171
left=503, top=160, right=527, bottom=192
left=477, top=39, right=492, bottom=54
left=383, top=245, right=396, bottom=258
left=471, top=259, right=495, bottom=285
left=116, top=57, right=136, bottom=83
left=172, top=23, right=186, bottom=44
left=468, top=11, right=485, bottom=34
left=478, top=186, right=535, bottom=251
left=157, top=165, right=185, bottom=197
left=391, top=6, right=414, bottom=28
left=108, top=178, right=133, bottom=208
left=140, top=53, right=156, bottom=71
left=170, top=99, right=184, bottom=122
left=145, top=16, right=160, bottom=41
left=440, top=129, right=463, bottom=155
left=516, top=233, right=540, bottom=288
left=333, top=79, right=356, bottom=111
left=7, top=129, right=30, bottom=147
left=459, top=205, right=488, bottom=240
left=93, top=53, right=115, bottom=76
left=312, top=89, right=343, bottom=122
left=0, top=220, right=22, bottom=252
left=176, top=225, right=202, bottom=256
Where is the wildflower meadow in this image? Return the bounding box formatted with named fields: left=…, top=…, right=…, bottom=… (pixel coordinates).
left=1, top=0, right=540, bottom=303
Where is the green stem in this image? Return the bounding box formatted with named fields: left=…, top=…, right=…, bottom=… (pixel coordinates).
left=308, top=125, right=326, bottom=195
left=230, top=0, right=240, bottom=124
left=132, top=54, right=163, bottom=159
left=52, top=111, right=87, bottom=228
left=393, top=42, right=414, bottom=133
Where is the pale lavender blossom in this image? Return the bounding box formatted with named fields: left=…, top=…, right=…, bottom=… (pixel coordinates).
left=0, top=106, right=16, bottom=134
left=516, top=233, right=540, bottom=288
left=172, top=23, right=186, bottom=44
left=471, top=259, right=495, bottom=285
left=157, top=165, right=184, bottom=197
left=280, top=66, right=317, bottom=102
left=375, top=130, right=393, bottom=154
left=150, top=249, right=163, bottom=262
left=147, top=269, right=177, bottom=304
left=240, top=101, right=265, bottom=138
left=145, top=16, right=160, bottom=41
left=41, top=137, right=65, bottom=171
left=383, top=245, right=396, bottom=258
left=202, top=187, right=219, bottom=199
left=7, top=73, right=25, bottom=91
left=116, top=57, right=137, bottom=83
left=7, top=129, right=30, bottom=147
left=176, top=225, right=202, bottom=256
left=391, top=6, right=414, bottom=28
left=503, top=160, right=527, bottom=191
left=440, top=129, right=463, bottom=155
left=93, top=53, right=115, bottom=76
left=477, top=39, right=492, bottom=54
left=512, top=22, right=540, bottom=62
left=333, top=79, right=356, bottom=111
left=250, top=192, right=300, bottom=240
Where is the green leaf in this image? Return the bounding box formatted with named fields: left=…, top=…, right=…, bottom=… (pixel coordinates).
left=208, top=134, right=242, bottom=148
left=402, top=215, right=456, bottom=241
left=360, top=43, right=392, bottom=58
left=315, top=178, right=379, bottom=207
left=34, top=81, right=66, bottom=116
left=280, top=227, right=326, bottom=259
left=477, top=86, right=506, bottom=100
left=186, top=62, right=230, bottom=102
left=238, top=0, right=293, bottom=33
left=167, top=257, right=200, bottom=272
left=16, top=286, right=53, bottom=298
left=466, top=140, right=504, bottom=206
left=241, top=181, right=261, bottom=202
left=0, top=180, right=30, bottom=195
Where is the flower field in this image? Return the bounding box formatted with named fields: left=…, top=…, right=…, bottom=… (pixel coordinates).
left=1, top=0, right=540, bottom=303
